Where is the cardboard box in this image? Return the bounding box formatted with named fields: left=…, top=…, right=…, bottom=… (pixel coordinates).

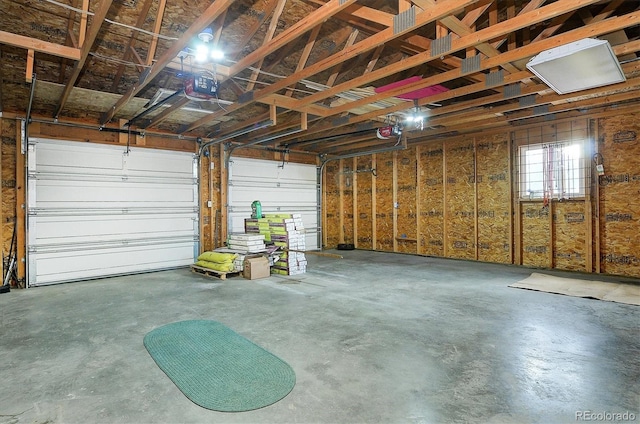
left=243, top=257, right=270, bottom=280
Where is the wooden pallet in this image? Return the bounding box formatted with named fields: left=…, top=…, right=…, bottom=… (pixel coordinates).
left=190, top=264, right=241, bottom=280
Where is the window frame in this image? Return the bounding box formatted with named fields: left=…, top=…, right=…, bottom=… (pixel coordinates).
left=518, top=140, right=587, bottom=201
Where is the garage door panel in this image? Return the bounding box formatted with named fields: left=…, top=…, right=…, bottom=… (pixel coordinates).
left=33, top=142, right=124, bottom=173
left=230, top=185, right=317, bottom=205
left=30, top=214, right=196, bottom=243
left=27, top=138, right=199, bottom=286
left=124, top=150, right=196, bottom=178
left=34, top=181, right=196, bottom=205
left=30, top=242, right=195, bottom=285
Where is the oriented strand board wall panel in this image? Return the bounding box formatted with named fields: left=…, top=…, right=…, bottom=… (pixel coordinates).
left=1, top=119, right=17, bottom=260
left=356, top=156, right=373, bottom=249
left=445, top=138, right=475, bottom=260
left=341, top=160, right=355, bottom=245
left=324, top=161, right=340, bottom=249
left=476, top=134, right=511, bottom=263
left=554, top=200, right=587, bottom=271
left=200, top=153, right=212, bottom=253
left=418, top=143, right=444, bottom=256
left=521, top=202, right=551, bottom=268
left=375, top=151, right=394, bottom=251
left=396, top=147, right=417, bottom=253
left=319, top=111, right=639, bottom=278
left=598, top=114, right=640, bottom=277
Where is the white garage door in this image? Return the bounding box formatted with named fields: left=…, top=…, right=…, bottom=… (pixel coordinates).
left=27, top=138, right=199, bottom=286
left=227, top=157, right=319, bottom=250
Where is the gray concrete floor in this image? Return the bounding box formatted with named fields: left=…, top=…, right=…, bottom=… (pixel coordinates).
left=1, top=250, right=639, bottom=424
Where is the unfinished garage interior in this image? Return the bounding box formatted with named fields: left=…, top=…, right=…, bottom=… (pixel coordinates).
left=1, top=0, right=639, bottom=422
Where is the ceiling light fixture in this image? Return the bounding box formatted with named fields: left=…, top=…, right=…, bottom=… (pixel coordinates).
left=406, top=100, right=426, bottom=130
left=195, top=28, right=225, bottom=63
left=526, top=38, right=626, bottom=95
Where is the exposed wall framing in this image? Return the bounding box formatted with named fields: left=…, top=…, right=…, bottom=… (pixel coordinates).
left=395, top=147, right=417, bottom=253
left=322, top=110, right=640, bottom=279
left=445, top=138, right=475, bottom=260
left=355, top=156, right=373, bottom=249
left=418, top=142, right=444, bottom=257
left=375, top=151, right=394, bottom=251
left=476, top=133, right=511, bottom=264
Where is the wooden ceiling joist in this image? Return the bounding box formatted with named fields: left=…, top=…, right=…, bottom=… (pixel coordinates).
left=292, top=0, right=606, bottom=113
left=110, top=0, right=155, bottom=91
left=55, top=0, right=115, bottom=118
left=0, top=31, right=80, bottom=60
left=181, top=0, right=479, bottom=133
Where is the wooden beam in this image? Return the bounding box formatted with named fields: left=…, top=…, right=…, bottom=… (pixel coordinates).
left=372, top=154, right=377, bottom=250
left=25, top=50, right=34, bottom=83
left=79, top=0, right=89, bottom=47
left=183, top=0, right=476, bottom=133
left=364, top=45, right=384, bottom=74
left=246, top=0, right=287, bottom=92
left=55, top=0, right=114, bottom=118
left=339, top=159, right=345, bottom=244
left=0, top=31, right=80, bottom=60
left=145, top=0, right=168, bottom=66
left=296, top=9, right=637, bottom=132
left=15, top=121, right=26, bottom=285
left=101, top=0, right=236, bottom=125
left=230, top=0, right=280, bottom=62
left=110, top=0, right=155, bottom=90
left=508, top=133, right=514, bottom=264
left=352, top=157, right=358, bottom=248
left=326, top=29, right=360, bottom=88
left=285, top=25, right=321, bottom=97
left=0, top=119, right=2, bottom=279
left=295, top=0, right=598, bottom=111
left=219, top=143, right=228, bottom=243
left=392, top=150, right=398, bottom=252
left=230, top=0, right=358, bottom=76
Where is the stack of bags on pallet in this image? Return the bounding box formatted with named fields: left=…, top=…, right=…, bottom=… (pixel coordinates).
left=245, top=213, right=307, bottom=275
left=194, top=251, right=238, bottom=273
left=227, top=233, right=266, bottom=253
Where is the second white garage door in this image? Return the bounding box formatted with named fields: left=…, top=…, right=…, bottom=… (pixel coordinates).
left=227, top=157, right=319, bottom=250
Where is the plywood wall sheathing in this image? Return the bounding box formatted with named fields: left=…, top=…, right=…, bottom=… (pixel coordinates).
left=200, top=153, right=211, bottom=253
left=342, top=159, right=355, bottom=245
left=199, top=145, right=223, bottom=252
left=0, top=119, right=16, bottom=262
left=355, top=156, right=373, bottom=250
left=396, top=147, right=417, bottom=253
left=445, top=138, right=475, bottom=260
left=323, top=161, right=340, bottom=249
left=375, top=151, right=394, bottom=252
left=521, top=201, right=551, bottom=268
left=418, top=142, right=444, bottom=257
left=597, top=113, right=640, bottom=277
left=553, top=200, right=587, bottom=271
left=476, top=133, right=511, bottom=264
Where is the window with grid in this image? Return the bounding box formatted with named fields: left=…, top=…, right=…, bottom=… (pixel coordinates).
left=518, top=141, right=586, bottom=200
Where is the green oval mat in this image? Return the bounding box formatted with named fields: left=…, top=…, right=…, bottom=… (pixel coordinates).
left=143, top=320, right=296, bottom=412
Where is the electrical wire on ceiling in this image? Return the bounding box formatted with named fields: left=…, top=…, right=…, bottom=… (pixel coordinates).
left=89, top=52, right=153, bottom=68
left=41, top=0, right=179, bottom=41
